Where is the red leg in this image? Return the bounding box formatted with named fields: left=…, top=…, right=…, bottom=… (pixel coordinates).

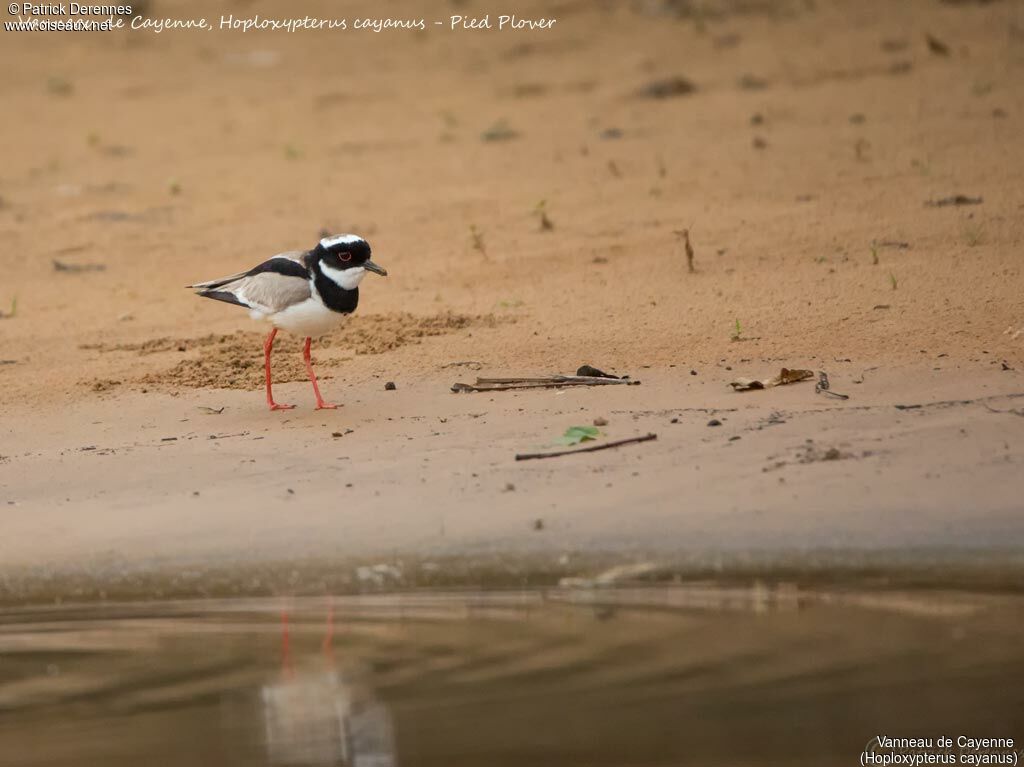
left=264, top=328, right=294, bottom=411
left=280, top=610, right=293, bottom=679
left=303, top=336, right=338, bottom=409
left=322, top=604, right=335, bottom=660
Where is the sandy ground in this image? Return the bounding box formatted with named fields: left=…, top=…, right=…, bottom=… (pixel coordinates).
left=1, top=0, right=1023, bottom=599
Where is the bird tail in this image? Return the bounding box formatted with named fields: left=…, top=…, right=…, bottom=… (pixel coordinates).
left=186, top=270, right=249, bottom=290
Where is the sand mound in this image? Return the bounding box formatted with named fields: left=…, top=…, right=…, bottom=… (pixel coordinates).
left=122, top=312, right=499, bottom=390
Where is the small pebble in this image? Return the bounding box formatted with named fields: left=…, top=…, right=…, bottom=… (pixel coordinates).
left=384, top=381, right=397, bottom=391
left=707, top=419, right=722, bottom=427
left=503, top=482, right=516, bottom=492
left=533, top=518, right=544, bottom=531
left=593, top=416, right=608, bottom=426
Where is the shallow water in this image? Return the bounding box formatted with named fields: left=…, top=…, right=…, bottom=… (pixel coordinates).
left=1, top=586, right=1023, bottom=766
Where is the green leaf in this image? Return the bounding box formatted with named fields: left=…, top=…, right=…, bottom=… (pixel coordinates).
left=557, top=425, right=601, bottom=446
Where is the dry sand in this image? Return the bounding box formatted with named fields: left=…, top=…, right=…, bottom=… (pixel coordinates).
left=1, top=0, right=1023, bottom=600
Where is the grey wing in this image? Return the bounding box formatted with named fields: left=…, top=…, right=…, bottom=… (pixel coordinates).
left=210, top=272, right=312, bottom=314
left=188, top=252, right=307, bottom=290
left=190, top=252, right=310, bottom=313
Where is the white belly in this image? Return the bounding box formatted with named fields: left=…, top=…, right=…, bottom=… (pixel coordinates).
left=254, top=299, right=346, bottom=337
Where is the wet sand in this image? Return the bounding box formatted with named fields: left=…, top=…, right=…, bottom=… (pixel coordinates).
left=2, top=365, right=1024, bottom=602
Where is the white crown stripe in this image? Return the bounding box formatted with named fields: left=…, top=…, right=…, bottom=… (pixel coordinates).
left=319, top=234, right=365, bottom=249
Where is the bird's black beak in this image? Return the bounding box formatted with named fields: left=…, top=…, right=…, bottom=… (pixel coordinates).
left=364, top=260, right=388, bottom=276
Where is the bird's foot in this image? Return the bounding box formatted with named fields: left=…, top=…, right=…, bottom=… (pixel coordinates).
left=314, top=401, right=339, bottom=410
left=269, top=402, right=296, bottom=411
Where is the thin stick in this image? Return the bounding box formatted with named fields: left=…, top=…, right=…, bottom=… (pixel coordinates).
left=477, top=376, right=627, bottom=385
left=461, top=382, right=619, bottom=391
left=515, top=433, right=657, bottom=461
left=453, top=376, right=637, bottom=393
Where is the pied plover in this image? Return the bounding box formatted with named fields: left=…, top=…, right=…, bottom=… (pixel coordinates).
left=188, top=234, right=387, bottom=410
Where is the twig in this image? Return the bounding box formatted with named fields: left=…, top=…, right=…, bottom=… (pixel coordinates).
left=983, top=403, right=1024, bottom=417
left=515, top=433, right=657, bottom=461
left=817, top=389, right=850, bottom=400
left=453, top=375, right=638, bottom=393
left=479, top=376, right=628, bottom=385
left=815, top=371, right=850, bottom=400
left=206, top=431, right=250, bottom=440
left=673, top=229, right=696, bottom=272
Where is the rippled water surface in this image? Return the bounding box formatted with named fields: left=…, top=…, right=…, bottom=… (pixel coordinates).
left=1, top=586, right=1023, bottom=766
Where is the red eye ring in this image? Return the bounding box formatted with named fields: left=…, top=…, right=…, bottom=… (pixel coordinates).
left=339, top=252, right=352, bottom=262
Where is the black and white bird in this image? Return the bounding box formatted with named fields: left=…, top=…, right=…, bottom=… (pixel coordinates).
left=188, top=234, right=387, bottom=410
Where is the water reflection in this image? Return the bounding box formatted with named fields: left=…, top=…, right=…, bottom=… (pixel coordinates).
left=261, top=610, right=396, bottom=767
left=1, top=586, right=1023, bottom=767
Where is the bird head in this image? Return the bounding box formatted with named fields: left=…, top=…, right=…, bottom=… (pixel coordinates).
left=313, top=234, right=387, bottom=290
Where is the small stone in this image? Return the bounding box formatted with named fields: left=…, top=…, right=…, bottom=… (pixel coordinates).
left=384, top=381, right=397, bottom=390
left=707, top=419, right=722, bottom=427
left=670, top=417, right=679, bottom=424
left=533, top=518, right=545, bottom=531
left=503, top=482, right=516, bottom=492
left=593, top=417, right=608, bottom=426
left=690, top=369, right=697, bottom=376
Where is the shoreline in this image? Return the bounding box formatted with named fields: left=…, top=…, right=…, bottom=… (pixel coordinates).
left=3, top=365, right=1022, bottom=605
